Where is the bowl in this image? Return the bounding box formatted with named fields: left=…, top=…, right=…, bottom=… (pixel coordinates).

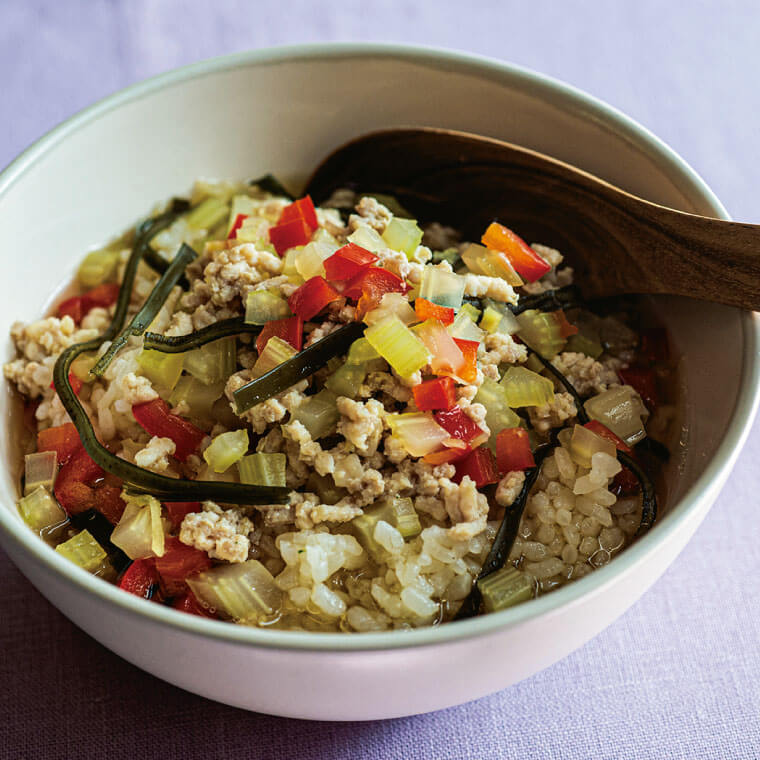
left=0, top=44, right=758, bottom=721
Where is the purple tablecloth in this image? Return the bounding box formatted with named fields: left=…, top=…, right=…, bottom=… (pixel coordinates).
left=2, top=2, right=759, bottom=758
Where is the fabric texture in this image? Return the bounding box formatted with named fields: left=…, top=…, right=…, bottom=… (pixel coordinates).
left=1, top=1, right=759, bottom=758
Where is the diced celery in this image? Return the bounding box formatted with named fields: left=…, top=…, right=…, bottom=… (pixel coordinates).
left=203, top=429, right=249, bottom=473
left=565, top=332, right=604, bottom=359
left=347, top=338, right=381, bottom=365
left=363, top=292, right=417, bottom=327
left=234, top=215, right=270, bottom=244
left=77, top=248, right=120, bottom=288
left=169, top=377, right=225, bottom=423
left=17, top=486, right=67, bottom=535
left=251, top=336, right=298, bottom=378
left=448, top=310, right=486, bottom=344
left=482, top=298, right=520, bottom=334
left=459, top=302, right=482, bottom=322
left=305, top=472, right=345, bottom=504
left=186, top=197, right=230, bottom=231
left=478, top=566, right=534, bottom=612
left=382, top=218, right=423, bottom=258
left=419, top=266, right=465, bottom=310
left=480, top=306, right=504, bottom=333
left=187, top=560, right=282, bottom=623
left=347, top=225, right=385, bottom=253
left=24, top=451, right=57, bottom=495
left=226, top=194, right=260, bottom=234
left=516, top=309, right=566, bottom=359
left=523, top=353, right=546, bottom=374
left=584, top=386, right=649, bottom=446
left=296, top=238, right=340, bottom=280
left=184, top=337, right=237, bottom=385
left=111, top=494, right=165, bottom=560
left=351, top=497, right=421, bottom=559
left=56, top=530, right=111, bottom=575
left=244, top=290, right=291, bottom=325
left=325, top=362, right=368, bottom=398
left=70, top=352, right=97, bottom=382
left=364, top=315, right=430, bottom=378
left=387, top=413, right=450, bottom=457
left=568, top=424, right=617, bottom=468
left=238, top=452, right=286, bottom=487
left=290, top=389, right=339, bottom=440
left=392, top=497, right=422, bottom=538
left=137, top=348, right=184, bottom=392
left=474, top=378, right=522, bottom=447
left=500, top=366, right=555, bottom=408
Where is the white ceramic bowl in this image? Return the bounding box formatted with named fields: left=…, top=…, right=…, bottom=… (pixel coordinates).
left=0, top=44, right=757, bottom=721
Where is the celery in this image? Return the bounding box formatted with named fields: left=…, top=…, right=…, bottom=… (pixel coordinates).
left=251, top=336, right=297, bottom=378
left=290, top=389, right=339, bottom=440
left=387, top=413, right=450, bottom=457
left=296, top=237, right=339, bottom=280
left=226, top=194, right=260, bottom=234
left=234, top=215, right=269, bottom=245
left=77, top=248, right=120, bottom=288
left=351, top=497, right=421, bottom=559
left=111, top=494, right=165, bottom=560
left=305, top=472, right=345, bottom=504
left=516, top=309, right=566, bottom=359
left=569, top=424, right=617, bottom=468
left=24, top=452, right=57, bottom=495
left=363, top=292, right=417, bottom=327
left=480, top=306, right=504, bottom=333
left=347, top=225, right=385, bottom=253
left=184, top=337, right=236, bottom=385
left=186, top=197, right=230, bottom=231
left=238, top=452, right=286, bottom=487
left=17, top=486, right=67, bottom=536
left=56, top=530, right=111, bottom=575
left=365, top=315, right=430, bottom=378
left=347, top=338, right=381, bottom=365
left=392, top=497, right=421, bottom=538
left=448, top=310, right=486, bottom=343
left=187, top=560, right=282, bottom=623
left=169, top=377, right=225, bottom=422
left=244, top=290, right=291, bottom=325
left=474, top=378, right=522, bottom=447
left=584, top=386, right=649, bottom=446
left=500, top=366, right=555, bottom=408
left=203, top=429, right=249, bottom=473
left=70, top=352, right=97, bottom=382
left=137, top=348, right=184, bottom=392
left=459, top=302, right=482, bottom=322
left=482, top=298, right=520, bottom=334
left=565, top=332, right=604, bottom=359
left=382, top=218, right=423, bottom=258
left=524, top=353, right=545, bottom=374
left=325, top=362, right=368, bottom=398
left=478, top=566, right=534, bottom=612
left=281, top=248, right=303, bottom=280
left=419, top=266, right=465, bottom=310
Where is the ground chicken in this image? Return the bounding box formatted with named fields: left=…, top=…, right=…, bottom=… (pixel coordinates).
left=481, top=332, right=528, bottom=366
left=134, top=436, right=176, bottom=474
left=304, top=320, right=340, bottom=346
left=348, top=196, right=393, bottom=234
left=359, top=371, right=412, bottom=403
left=336, top=397, right=386, bottom=456
left=202, top=243, right=283, bottom=306
left=551, top=352, right=619, bottom=396
left=373, top=248, right=425, bottom=284
left=292, top=492, right=363, bottom=530
left=225, top=372, right=307, bottom=432
left=528, top=392, right=578, bottom=434
left=462, top=272, right=519, bottom=304
left=179, top=502, right=254, bottom=563
left=119, top=372, right=158, bottom=406
left=496, top=470, right=526, bottom=507
left=441, top=476, right=490, bottom=540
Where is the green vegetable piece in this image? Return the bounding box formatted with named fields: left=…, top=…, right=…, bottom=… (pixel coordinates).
left=478, top=566, right=534, bottom=612
left=184, top=336, right=237, bottom=385
left=290, top=389, right=339, bottom=440
left=382, top=217, right=423, bottom=258
left=204, top=429, right=249, bottom=473
left=448, top=310, right=485, bottom=344
left=169, top=377, right=225, bottom=424
left=584, top=386, right=649, bottom=446
left=351, top=497, right=420, bottom=559
left=305, top=472, right=345, bottom=504
left=77, top=248, right=120, bottom=288
left=392, top=497, right=421, bottom=539
left=144, top=317, right=260, bottom=354
left=474, top=378, right=522, bottom=447
left=365, top=315, right=430, bottom=379
left=458, top=302, right=482, bottom=322
left=137, top=348, right=184, bottom=392
left=347, top=337, right=381, bottom=365
left=569, top=424, right=617, bottom=468
left=252, top=336, right=297, bottom=378
left=17, top=486, right=67, bottom=536
left=238, top=452, right=286, bottom=487
left=565, top=332, right=604, bottom=359
left=500, top=366, right=555, bottom=408
left=432, top=248, right=461, bottom=267
left=186, top=196, right=230, bottom=231
left=515, top=309, right=566, bottom=359
left=70, top=352, right=97, bottom=382
left=226, top=194, right=260, bottom=234
left=24, top=452, right=58, bottom=495
left=56, top=530, right=110, bottom=574
left=347, top=225, right=385, bottom=253
left=480, top=306, right=504, bottom=334
left=325, top=361, right=368, bottom=398
left=111, top=493, right=165, bottom=560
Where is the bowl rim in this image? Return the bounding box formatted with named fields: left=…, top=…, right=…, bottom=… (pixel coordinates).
left=1, top=42, right=758, bottom=653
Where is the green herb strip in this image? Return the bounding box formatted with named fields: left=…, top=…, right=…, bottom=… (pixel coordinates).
left=144, top=317, right=261, bottom=353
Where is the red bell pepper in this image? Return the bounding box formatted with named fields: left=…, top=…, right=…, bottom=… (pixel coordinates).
left=155, top=536, right=213, bottom=596
left=453, top=446, right=500, bottom=488
left=227, top=213, right=248, bottom=240
left=323, top=243, right=378, bottom=282
left=164, top=501, right=201, bottom=530
left=583, top=420, right=632, bottom=454
left=343, top=266, right=411, bottom=319
left=412, top=377, right=457, bottom=412
left=481, top=222, right=552, bottom=282
left=434, top=406, right=488, bottom=447
left=118, top=559, right=160, bottom=599
left=131, top=399, right=206, bottom=462
left=53, top=445, right=104, bottom=514
left=287, top=276, right=342, bottom=321
left=96, top=483, right=127, bottom=525
left=57, top=283, right=121, bottom=323
left=611, top=467, right=640, bottom=496
left=172, top=590, right=216, bottom=618
left=618, top=366, right=658, bottom=410
left=423, top=445, right=472, bottom=466
left=37, top=422, right=82, bottom=465
left=278, top=195, right=319, bottom=231
left=555, top=309, right=579, bottom=338
left=451, top=338, right=479, bottom=383
left=255, top=314, right=303, bottom=354
left=269, top=218, right=313, bottom=256
left=414, top=298, right=455, bottom=326
left=495, top=427, right=535, bottom=473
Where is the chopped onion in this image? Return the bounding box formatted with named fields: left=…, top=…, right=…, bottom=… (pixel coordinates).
left=474, top=378, right=522, bottom=447
left=415, top=319, right=465, bottom=376
left=584, top=385, right=649, bottom=446
left=169, top=377, right=226, bottom=425
left=325, top=361, right=369, bottom=398
left=363, top=292, right=417, bottom=327
left=77, top=248, right=119, bottom=288
left=56, top=530, right=111, bottom=576
left=17, top=485, right=67, bottom=536
left=137, top=348, right=184, bottom=392
left=111, top=494, right=165, bottom=560
left=24, top=451, right=57, bottom=495
left=387, top=412, right=450, bottom=457
left=346, top=337, right=381, bottom=365
left=461, top=243, right=523, bottom=286
left=568, top=424, right=617, bottom=468
left=347, top=225, right=385, bottom=253
left=516, top=309, right=567, bottom=359
left=448, top=310, right=485, bottom=344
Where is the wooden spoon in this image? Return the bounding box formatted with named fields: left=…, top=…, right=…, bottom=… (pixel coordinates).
left=304, top=127, right=760, bottom=310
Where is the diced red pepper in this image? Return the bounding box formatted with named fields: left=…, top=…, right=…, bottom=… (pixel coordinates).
left=278, top=195, right=319, bottom=231
left=255, top=314, right=303, bottom=354
left=434, top=406, right=488, bottom=447
left=481, top=222, right=552, bottom=282
left=50, top=372, right=83, bottom=396
left=131, top=399, right=206, bottom=462
left=155, top=536, right=213, bottom=596
left=583, top=420, right=632, bottom=454
left=53, top=445, right=104, bottom=515
left=343, top=265, right=410, bottom=300
left=639, top=328, right=669, bottom=363
left=164, top=501, right=201, bottom=530
left=118, top=559, right=160, bottom=600
left=451, top=338, right=479, bottom=383
left=495, top=427, right=535, bottom=473
left=172, top=590, right=216, bottom=618
left=57, top=296, right=86, bottom=323
left=611, top=467, right=641, bottom=496
left=323, top=243, right=378, bottom=282
left=415, top=298, right=455, bottom=326
left=227, top=213, right=248, bottom=240
left=269, top=218, right=313, bottom=256
left=37, top=422, right=82, bottom=465
left=57, top=283, right=120, bottom=323
left=555, top=309, right=579, bottom=339
left=423, top=445, right=472, bottom=466
left=412, top=377, right=457, bottom=411
left=618, top=366, right=658, bottom=410
left=287, top=276, right=342, bottom=321
left=96, top=484, right=126, bottom=525
left=453, top=446, right=500, bottom=488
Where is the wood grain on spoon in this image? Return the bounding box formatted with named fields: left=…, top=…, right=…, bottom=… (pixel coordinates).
left=304, top=128, right=760, bottom=310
